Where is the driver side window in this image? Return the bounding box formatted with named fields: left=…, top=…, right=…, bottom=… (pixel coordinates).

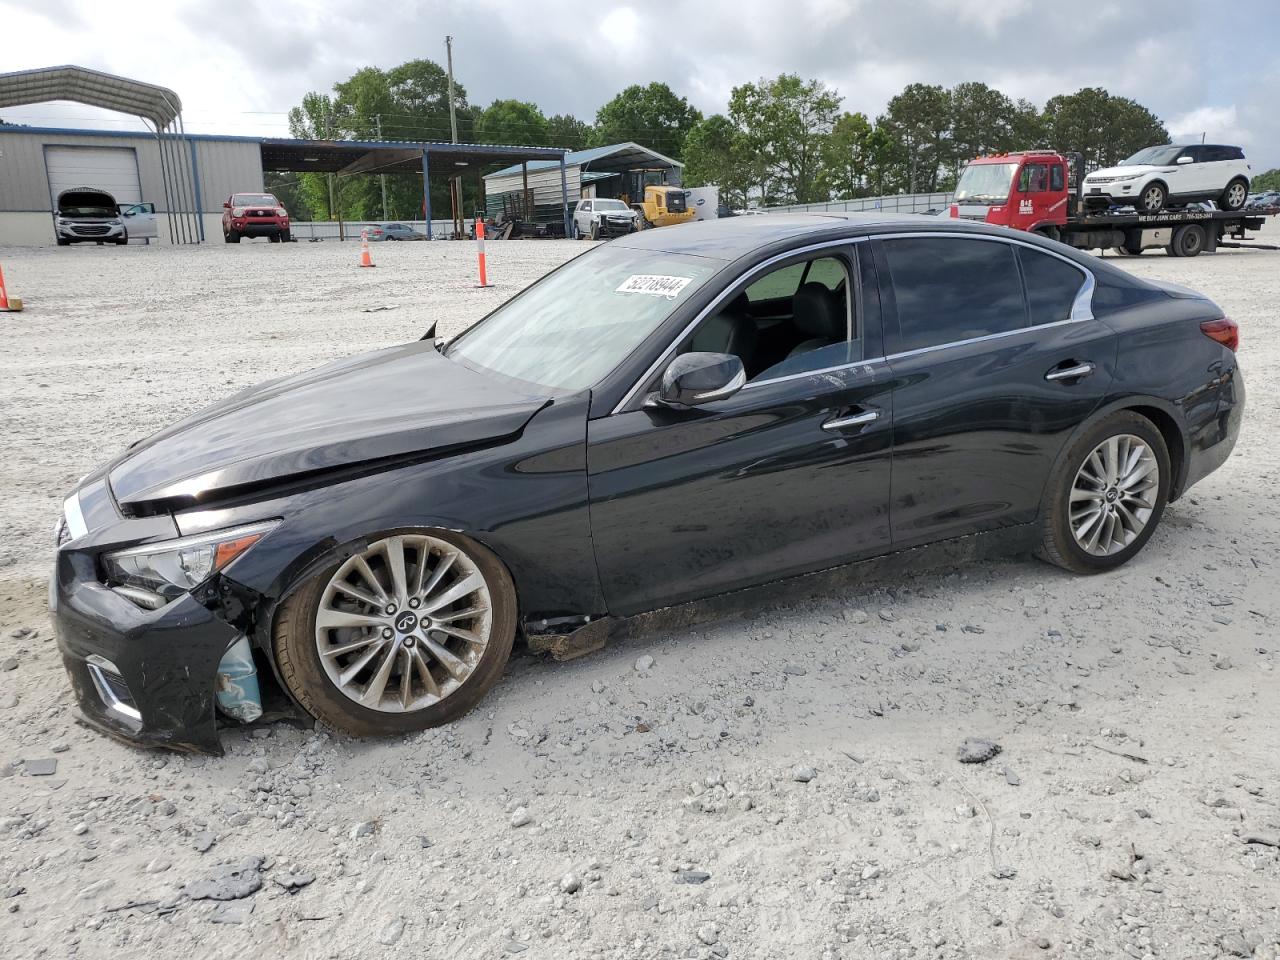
left=680, top=252, right=859, bottom=384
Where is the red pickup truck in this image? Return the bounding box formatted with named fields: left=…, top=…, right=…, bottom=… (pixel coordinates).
left=223, top=193, right=290, bottom=243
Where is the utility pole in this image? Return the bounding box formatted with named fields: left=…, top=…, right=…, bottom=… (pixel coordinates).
left=375, top=114, right=389, bottom=220
left=445, top=35, right=463, bottom=237
left=445, top=36, right=459, bottom=144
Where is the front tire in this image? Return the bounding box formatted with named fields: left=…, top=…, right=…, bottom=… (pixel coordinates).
left=281, top=229, right=291, bottom=243
left=1036, top=412, right=1170, bottom=574
left=225, top=230, right=240, bottom=243
left=589, top=221, right=600, bottom=241
left=1137, top=182, right=1166, bottom=214
left=272, top=530, right=517, bottom=737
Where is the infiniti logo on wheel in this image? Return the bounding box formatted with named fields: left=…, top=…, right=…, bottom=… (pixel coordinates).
left=394, top=612, right=418, bottom=633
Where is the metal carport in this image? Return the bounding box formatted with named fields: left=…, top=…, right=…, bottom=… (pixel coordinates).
left=0, top=65, right=203, bottom=243
left=259, top=138, right=570, bottom=239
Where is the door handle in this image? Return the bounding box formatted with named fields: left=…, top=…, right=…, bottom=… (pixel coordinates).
left=1045, top=362, right=1094, bottom=382
left=822, top=408, right=879, bottom=431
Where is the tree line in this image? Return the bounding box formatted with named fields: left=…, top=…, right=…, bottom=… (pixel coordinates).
left=277, top=60, right=1269, bottom=220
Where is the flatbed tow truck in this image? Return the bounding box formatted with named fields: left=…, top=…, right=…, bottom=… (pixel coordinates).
left=950, top=150, right=1271, bottom=257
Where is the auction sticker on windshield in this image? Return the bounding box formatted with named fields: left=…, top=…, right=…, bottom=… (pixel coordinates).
left=616, top=275, right=693, bottom=299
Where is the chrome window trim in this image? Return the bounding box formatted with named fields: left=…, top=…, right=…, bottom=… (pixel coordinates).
left=609, top=230, right=1098, bottom=414
left=611, top=237, right=868, bottom=414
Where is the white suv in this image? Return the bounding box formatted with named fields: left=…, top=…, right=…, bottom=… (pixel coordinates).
left=572, top=198, right=639, bottom=240
left=1082, top=144, right=1251, bottom=214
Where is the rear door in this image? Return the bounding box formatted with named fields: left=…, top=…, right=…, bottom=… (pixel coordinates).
left=873, top=233, right=1116, bottom=548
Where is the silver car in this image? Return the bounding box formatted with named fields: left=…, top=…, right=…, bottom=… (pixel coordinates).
left=572, top=198, right=639, bottom=240
left=55, top=188, right=126, bottom=246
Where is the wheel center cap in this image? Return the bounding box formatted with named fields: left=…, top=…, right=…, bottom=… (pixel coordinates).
left=394, top=611, right=419, bottom=633
left=1106, top=488, right=1119, bottom=503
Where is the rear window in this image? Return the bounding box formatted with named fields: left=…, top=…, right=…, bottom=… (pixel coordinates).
left=1018, top=248, right=1087, bottom=326
left=881, top=237, right=1026, bottom=352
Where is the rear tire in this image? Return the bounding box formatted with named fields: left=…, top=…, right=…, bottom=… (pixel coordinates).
left=1167, top=223, right=1206, bottom=258
left=1137, top=182, right=1167, bottom=214
left=1036, top=412, right=1170, bottom=574
left=272, top=529, right=517, bottom=737
left=1220, top=179, right=1248, bottom=212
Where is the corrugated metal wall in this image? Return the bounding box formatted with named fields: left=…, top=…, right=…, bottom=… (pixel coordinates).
left=0, top=130, right=262, bottom=214
left=484, top=164, right=579, bottom=221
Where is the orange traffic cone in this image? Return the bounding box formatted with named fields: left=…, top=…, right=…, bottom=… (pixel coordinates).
left=359, top=229, right=376, bottom=268
left=0, top=262, right=22, bottom=312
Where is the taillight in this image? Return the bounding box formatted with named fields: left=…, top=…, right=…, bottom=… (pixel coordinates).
left=1200, top=317, right=1239, bottom=352
left=949, top=204, right=959, bottom=218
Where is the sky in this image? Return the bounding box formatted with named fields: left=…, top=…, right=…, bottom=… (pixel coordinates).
left=2, top=0, right=1278, bottom=170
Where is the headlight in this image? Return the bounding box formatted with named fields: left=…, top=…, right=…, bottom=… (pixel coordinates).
left=232, top=207, right=246, bottom=217
left=1110, top=174, right=1142, bottom=182
left=102, top=520, right=279, bottom=609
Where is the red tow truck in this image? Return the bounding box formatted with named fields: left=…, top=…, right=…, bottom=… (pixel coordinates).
left=949, top=151, right=1268, bottom=257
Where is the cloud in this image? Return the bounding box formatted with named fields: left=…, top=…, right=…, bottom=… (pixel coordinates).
left=1, top=0, right=1276, bottom=169
left=1167, top=106, right=1251, bottom=147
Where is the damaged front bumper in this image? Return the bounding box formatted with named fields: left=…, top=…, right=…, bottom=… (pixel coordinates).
left=51, top=559, right=239, bottom=754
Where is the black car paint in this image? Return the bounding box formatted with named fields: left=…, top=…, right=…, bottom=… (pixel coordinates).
left=49, top=213, right=1243, bottom=752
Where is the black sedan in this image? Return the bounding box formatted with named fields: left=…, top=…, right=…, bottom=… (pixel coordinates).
left=50, top=214, right=1244, bottom=753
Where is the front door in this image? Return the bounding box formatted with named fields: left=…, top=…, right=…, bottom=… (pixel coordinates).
left=120, top=202, right=157, bottom=240
left=872, top=234, right=1117, bottom=548
left=586, top=244, right=893, bottom=616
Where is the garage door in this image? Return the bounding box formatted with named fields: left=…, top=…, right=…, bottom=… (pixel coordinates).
left=44, top=146, right=143, bottom=206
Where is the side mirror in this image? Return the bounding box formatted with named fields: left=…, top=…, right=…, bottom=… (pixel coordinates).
left=649, top=352, right=745, bottom=409
left=1176, top=155, right=1193, bottom=165
left=223, top=201, right=231, bottom=208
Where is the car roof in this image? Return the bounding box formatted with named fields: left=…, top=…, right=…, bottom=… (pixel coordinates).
left=609, top=212, right=1002, bottom=261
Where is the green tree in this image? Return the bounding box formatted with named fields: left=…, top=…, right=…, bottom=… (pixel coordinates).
left=1011, top=98, right=1048, bottom=148
left=878, top=83, right=952, bottom=192
left=949, top=82, right=1017, bottom=172
left=283, top=59, right=483, bottom=223
left=547, top=114, right=592, bottom=150
left=864, top=124, right=907, bottom=196
left=822, top=111, right=874, bottom=199
left=729, top=74, right=842, bottom=204
left=682, top=114, right=754, bottom=208
left=1252, top=168, right=1280, bottom=191
left=593, top=82, right=702, bottom=158
left=476, top=99, right=549, bottom=146
left=1042, top=87, right=1168, bottom=169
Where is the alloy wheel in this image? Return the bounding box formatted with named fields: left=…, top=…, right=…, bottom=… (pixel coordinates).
left=314, top=535, right=493, bottom=712
left=1069, top=434, right=1159, bottom=556
left=1226, top=183, right=1246, bottom=209
left=1142, top=186, right=1164, bottom=211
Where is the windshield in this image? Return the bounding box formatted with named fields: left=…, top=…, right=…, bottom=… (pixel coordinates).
left=233, top=194, right=278, bottom=206
left=594, top=200, right=630, bottom=211
left=1119, top=145, right=1180, bottom=166
left=953, top=163, right=1018, bottom=203
left=447, top=245, right=721, bottom=391
left=59, top=204, right=116, bottom=217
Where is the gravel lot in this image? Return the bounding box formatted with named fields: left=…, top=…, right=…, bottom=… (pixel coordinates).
left=0, top=236, right=1277, bottom=960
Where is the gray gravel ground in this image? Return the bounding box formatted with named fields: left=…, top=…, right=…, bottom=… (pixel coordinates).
left=0, top=236, right=1277, bottom=959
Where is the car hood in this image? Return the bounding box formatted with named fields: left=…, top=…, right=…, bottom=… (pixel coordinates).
left=108, top=342, right=550, bottom=508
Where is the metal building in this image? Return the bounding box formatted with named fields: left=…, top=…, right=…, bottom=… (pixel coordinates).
left=0, top=125, right=265, bottom=245
left=1, top=64, right=568, bottom=246
left=484, top=142, right=683, bottom=223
